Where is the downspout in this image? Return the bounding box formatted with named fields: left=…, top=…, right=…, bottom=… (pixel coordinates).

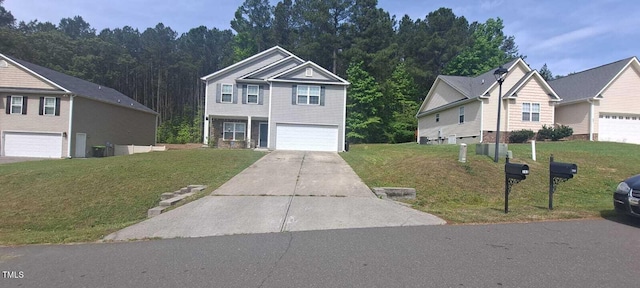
left=267, top=81, right=273, bottom=149
left=342, top=85, right=347, bottom=151
left=203, top=80, right=209, bottom=145
left=66, top=95, right=75, bottom=158
left=588, top=99, right=595, bottom=141
left=478, top=98, right=484, bottom=143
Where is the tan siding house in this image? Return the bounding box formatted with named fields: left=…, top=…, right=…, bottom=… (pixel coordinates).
left=417, top=58, right=560, bottom=144
left=201, top=46, right=349, bottom=152
left=0, top=53, right=157, bottom=158
left=550, top=56, right=640, bottom=144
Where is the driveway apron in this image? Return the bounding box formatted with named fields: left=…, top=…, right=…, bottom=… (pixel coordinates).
left=105, top=151, right=445, bottom=241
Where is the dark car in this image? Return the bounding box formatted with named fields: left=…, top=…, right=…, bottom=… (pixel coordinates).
left=614, top=174, right=640, bottom=218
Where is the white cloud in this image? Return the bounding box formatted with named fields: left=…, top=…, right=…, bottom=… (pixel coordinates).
left=530, top=25, right=610, bottom=52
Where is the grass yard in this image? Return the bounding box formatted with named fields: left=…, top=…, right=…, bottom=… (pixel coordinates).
left=342, top=141, right=640, bottom=224
left=0, top=149, right=264, bottom=245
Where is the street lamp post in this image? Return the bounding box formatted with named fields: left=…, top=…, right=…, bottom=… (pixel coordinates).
left=493, top=66, right=508, bottom=163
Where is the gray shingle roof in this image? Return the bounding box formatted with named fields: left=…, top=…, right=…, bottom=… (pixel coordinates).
left=548, top=57, right=634, bottom=103
left=440, top=58, right=521, bottom=98
left=4, top=54, right=157, bottom=114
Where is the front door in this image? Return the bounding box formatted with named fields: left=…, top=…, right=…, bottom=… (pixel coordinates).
left=75, top=133, right=87, bottom=158
left=259, top=123, right=268, bottom=148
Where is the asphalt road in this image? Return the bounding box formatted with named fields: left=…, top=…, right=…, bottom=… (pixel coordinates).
left=1, top=218, right=639, bottom=288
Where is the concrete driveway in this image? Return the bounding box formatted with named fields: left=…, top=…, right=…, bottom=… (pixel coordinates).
left=105, top=151, right=445, bottom=241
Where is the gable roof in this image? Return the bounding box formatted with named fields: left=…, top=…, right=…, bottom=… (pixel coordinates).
left=239, top=55, right=304, bottom=80
left=417, top=58, right=523, bottom=116
left=503, top=70, right=561, bottom=100
left=201, top=46, right=295, bottom=81
left=267, top=61, right=350, bottom=86
left=549, top=57, right=637, bottom=104
left=1, top=53, right=157, bottom=114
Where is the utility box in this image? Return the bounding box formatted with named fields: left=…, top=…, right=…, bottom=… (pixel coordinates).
left=92, top=146, right=106, bottom=158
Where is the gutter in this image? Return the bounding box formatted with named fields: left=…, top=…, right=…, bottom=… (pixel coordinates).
left=588, top=99, right=595, bottom=141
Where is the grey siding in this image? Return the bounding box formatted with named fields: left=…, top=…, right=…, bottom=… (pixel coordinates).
left=207, top=84, right=269, bottom=117
left=278, top=66, right=335, bottom=81
left=269, top=82, right=345, bottom=150
left=72, top=97, right=156, bottom=157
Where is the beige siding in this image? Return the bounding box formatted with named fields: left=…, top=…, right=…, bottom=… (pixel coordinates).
left=421, top=80, right=466, bottom=112
left=269, top=83, right=345, bottom=150
left=555, top=101, right=591, bottom=135
left=72, top=97, right=156, bottom=157
left=600, top=64, right=640, bottom=113
left=0, top=93, right=70, bottom=157
left=482, top=64, right=528, bottom=131
left=418, top=100, right=482, bottom=144
left=0, top=60, right=59, bottom=90
left=507, top=77, right=555, bottom=131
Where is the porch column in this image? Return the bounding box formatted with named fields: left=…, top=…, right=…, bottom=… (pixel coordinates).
left=247, top=116, right=252, bottom=148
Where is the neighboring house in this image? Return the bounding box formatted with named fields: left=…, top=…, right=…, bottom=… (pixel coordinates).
left=549, top=57, right=640, bottom=144
left=201, top=46, right=350, bottom=152
left=416, top=58, right=561, bottom=144
left=0, top=53, right=157, bottom=158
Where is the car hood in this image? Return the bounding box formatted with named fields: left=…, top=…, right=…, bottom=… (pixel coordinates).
left=624, top=174, right=640, bottom=190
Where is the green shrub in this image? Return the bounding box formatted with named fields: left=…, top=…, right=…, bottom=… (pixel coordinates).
left=551, top=125, right=573, bottom=141
left=509, top=129, right=535, bottom=143
left=536, top=124, right=573, bottom=141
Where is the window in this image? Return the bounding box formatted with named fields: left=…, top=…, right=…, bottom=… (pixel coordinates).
left=435, top=113, right=440, bottom=123
left=459, top=106, right=465, bottom=124
left=221, top=84, right=233, bottom=103
left=223, top=122, right=245, bottom=141
left=11, top=96, right=23, bottom=114
left=297, top=85, right=320, bottom=105
left=522, top=103, right=540, bottom=122
left=43, top=97, right=56, bottom=115
left=247, top=85, right=259, bottom=104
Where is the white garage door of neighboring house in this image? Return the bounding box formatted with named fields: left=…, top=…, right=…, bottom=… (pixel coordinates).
left=276, top=124, right=339, bottom=152
left=3, top=132, right=63, bottom=158
left=599, top=114, right=640, bottom=144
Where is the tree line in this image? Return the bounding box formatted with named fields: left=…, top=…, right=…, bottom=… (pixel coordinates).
left=0, top=0, right=524, bottom=143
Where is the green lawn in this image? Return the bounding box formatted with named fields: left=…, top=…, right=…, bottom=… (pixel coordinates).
left=342, top=141, right=640, bottom=224
left=0, top=149, right=264, bottom=245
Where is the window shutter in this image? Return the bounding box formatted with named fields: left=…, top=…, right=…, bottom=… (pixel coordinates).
left=232, top=84, right=238, bottom=104
left=39, top=97, right=44, bottom=115
left=320, top=86, right=326, bottom=106
left=242, top=84, right=247, bottom=104
left=215, top=83, right=221, bottom=103
left=5, top=96, right=10, bottom=114
left=258, top=86, right=264, bottom=105
left=291, top=85, right=297, bottom=105
left=22, top=96, right=27, bottom=114
left=55, top=97, right=61, bottom=116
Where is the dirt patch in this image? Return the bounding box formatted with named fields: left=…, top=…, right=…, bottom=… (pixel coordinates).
left=158, top=143, right=205, bottom=150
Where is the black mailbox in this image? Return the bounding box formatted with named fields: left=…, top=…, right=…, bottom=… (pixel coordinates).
left=550, top=162, right=577, bottom=179
left=505, top=163, right=530, bottom=180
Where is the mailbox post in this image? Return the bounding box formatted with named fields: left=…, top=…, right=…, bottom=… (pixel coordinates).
left=504, top=156, right=529, bottom=213
left=548, top=154, right=578, bottom=210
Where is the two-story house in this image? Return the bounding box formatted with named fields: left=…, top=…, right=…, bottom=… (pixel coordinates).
left=416, top=58, right=561, bottom=144
left=201, top=46, right=349, bottom=152
left=0, top=53, right=157, bottom=158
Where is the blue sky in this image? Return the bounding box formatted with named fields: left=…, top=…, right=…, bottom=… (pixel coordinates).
left=4, top=0, right=639, bottom=76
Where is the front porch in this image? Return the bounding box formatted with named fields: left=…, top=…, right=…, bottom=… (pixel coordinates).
left=207, top=115, right=268, bottom=149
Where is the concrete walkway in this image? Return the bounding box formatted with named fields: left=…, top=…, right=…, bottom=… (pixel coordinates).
left=105, top=151, right=445, bottom=241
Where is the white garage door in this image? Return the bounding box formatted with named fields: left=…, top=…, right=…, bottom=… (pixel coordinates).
left=3, top=132, right=63, bottom=158
left=599, top=114, right=640, bottom=144
left=276, top=124, right=338, bottom=152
